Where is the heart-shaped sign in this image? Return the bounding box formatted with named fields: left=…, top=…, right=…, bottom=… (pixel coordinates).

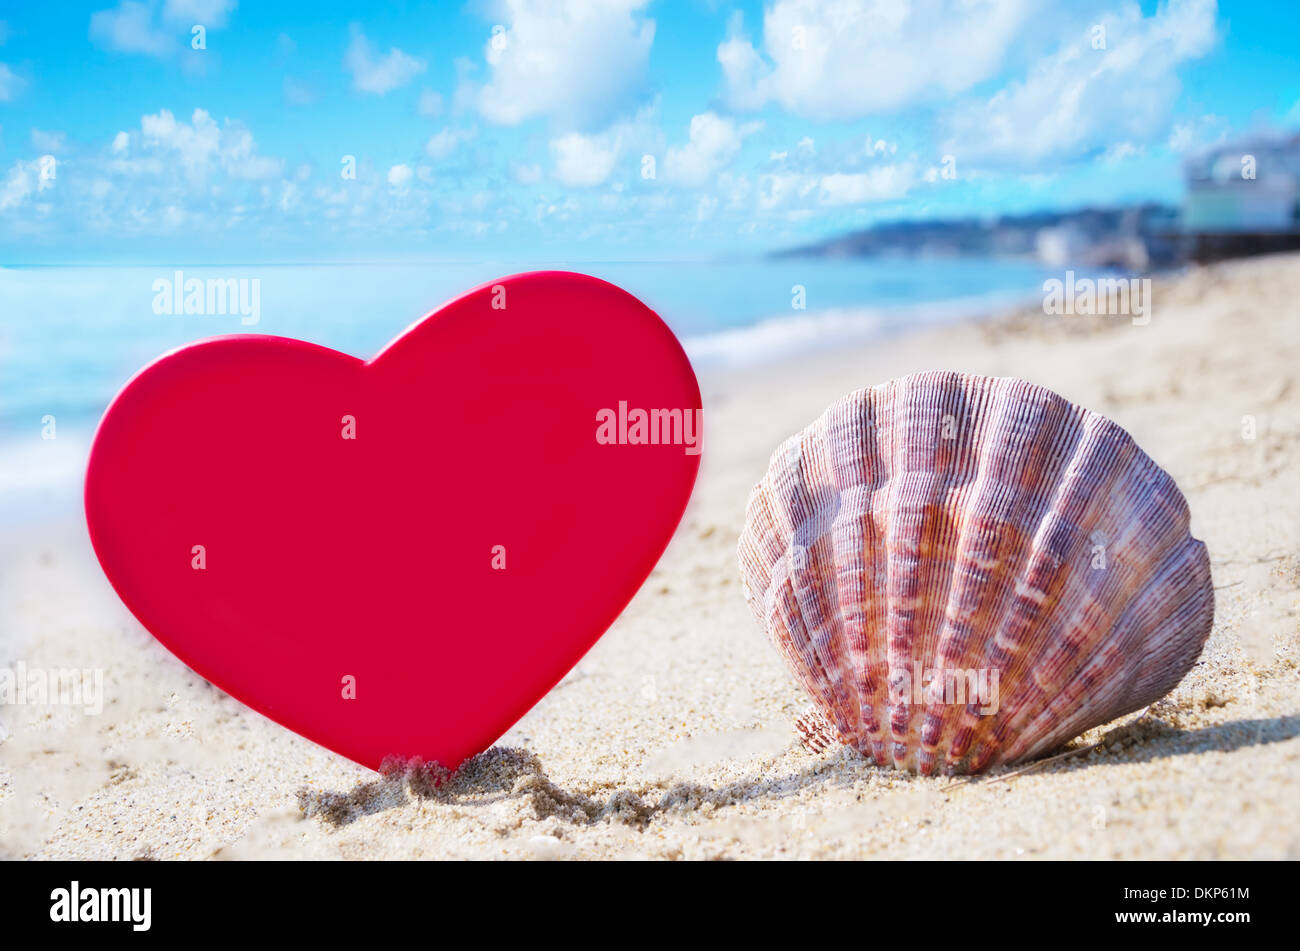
left=86, top=272, right=702, bottom=771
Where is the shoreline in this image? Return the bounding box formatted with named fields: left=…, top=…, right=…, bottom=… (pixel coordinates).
left=684, top=283, right=1050, bottom=372
left=1, top=252, right=1298, bottom=859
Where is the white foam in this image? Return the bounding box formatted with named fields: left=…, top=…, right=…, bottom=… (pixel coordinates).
left=0, top=432, right=90, bottom=522
left=682, top=292, right=1032, bottom=369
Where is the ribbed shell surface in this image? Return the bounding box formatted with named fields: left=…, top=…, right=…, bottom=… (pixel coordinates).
left=738, top=371, right=1214, bottom=774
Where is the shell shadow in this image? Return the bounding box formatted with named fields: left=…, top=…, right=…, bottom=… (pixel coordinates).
left=959, top=711, right=1300, bottom=784
left=1069, top=712, right=1300, bottom=770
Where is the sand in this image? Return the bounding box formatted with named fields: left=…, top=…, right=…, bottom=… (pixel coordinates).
left=2, top=253, right=1297, bottom=860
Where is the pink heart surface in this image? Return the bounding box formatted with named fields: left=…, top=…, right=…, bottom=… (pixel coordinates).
left=85, top=271, right=702, bottom=770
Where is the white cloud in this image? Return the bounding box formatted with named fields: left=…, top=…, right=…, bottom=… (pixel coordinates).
left=817, top=165, right=914, bottom=205
left=343, top=24, right=426, bottom=95
left=0, top=62, right=23, bottom=101
left=163, top=0, right=236, bottom=27
left=472, top=0, right=655, bottom=130
left=133, top=108, right=282, bottom=181
left=0, top=106, right=491, bottom=247
left=1, top=163, right=31, bottom=211
left=1, top=158, right=55, bottom=211
left=0, top=25, right=10, bottom=118
left=512, top=162, right=543, bottom=185
left=550, top=132, right=621, bottom=187
left=220, top=124, right=281, bottom=179
left=546, top=107, right=657, bottom=187
left=31, top=130, right=67, bottom=152
left=89, top=0, right=236, bottom=57
left=140, top=108, right=218, bottom=171
left=757, top=172, right=817, bottom=213
left=943, top=0, right=1218, bottom=168
left=749, top=155, right=916, bottom=215
left=283, top=76, right=316, bottom=106
left=90, top=2, right=173, bottom=56
left=417, top=88, right=444, bottom=117
left=1101, top=142, right=1143, bottom=164
left=865, top=136, right=896, bottom=157
left=1168, top=113, right=1228, bottom=153
left=424, top=127, right=476, bottom=160
left=663, top=112, right=761, bottom=187
left=718, top=1, right=1037, bottom=119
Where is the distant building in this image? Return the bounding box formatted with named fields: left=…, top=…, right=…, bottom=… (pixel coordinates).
left=1034, top=211, right=1156, bottom=272
left=1034, top=224, right=1089, bottom=269
left=1183, top=135, right=1300, bottom=234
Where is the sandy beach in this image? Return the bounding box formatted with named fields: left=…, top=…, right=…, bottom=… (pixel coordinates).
left=2, top=252, right=1298, bottom=861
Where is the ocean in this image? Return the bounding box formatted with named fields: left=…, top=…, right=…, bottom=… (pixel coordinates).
left=0, top=256, right=1055, bottom=512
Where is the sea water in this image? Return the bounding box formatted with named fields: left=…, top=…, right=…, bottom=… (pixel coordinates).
left=0, top=256, right=1055, bottom=511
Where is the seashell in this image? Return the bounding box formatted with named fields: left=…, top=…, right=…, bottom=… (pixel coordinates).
left=793, top=706, right=838, bottom=754
left=738, top=371, right=1213, bottom=775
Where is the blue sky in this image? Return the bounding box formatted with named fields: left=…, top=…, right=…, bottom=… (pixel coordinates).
left=0, top=0, right=1297, bottom=263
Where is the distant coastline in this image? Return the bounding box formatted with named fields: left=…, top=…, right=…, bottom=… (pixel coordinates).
left=771, top=203, right=1182, bottom=273
left=775, top=133, right=1300, bottom=273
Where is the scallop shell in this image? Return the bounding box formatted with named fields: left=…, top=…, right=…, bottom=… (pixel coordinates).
left=738, top=371, right=1213, bottom=775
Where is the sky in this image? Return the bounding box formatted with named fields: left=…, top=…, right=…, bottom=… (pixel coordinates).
left=0, top=0, right=1297, bottom=263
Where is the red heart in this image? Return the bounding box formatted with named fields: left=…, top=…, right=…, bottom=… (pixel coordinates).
left=85, top=272, right=701, bottom=771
